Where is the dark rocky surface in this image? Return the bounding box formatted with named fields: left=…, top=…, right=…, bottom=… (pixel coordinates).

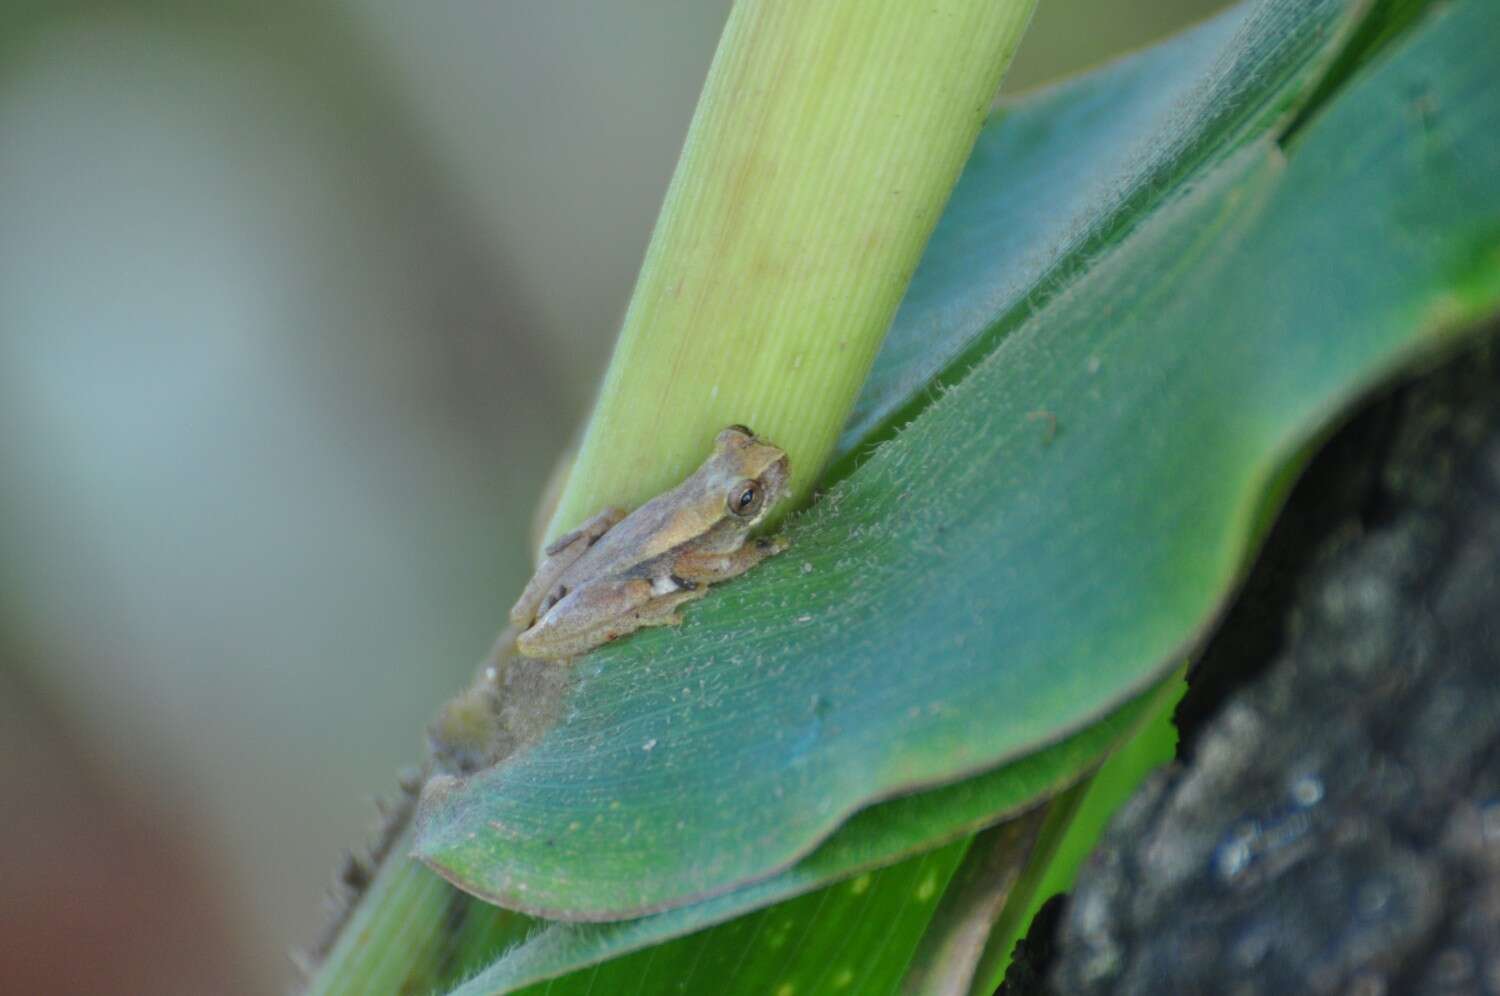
left=1003, top=341, right=1500, bottom=994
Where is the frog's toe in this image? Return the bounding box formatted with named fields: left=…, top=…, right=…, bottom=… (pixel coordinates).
left=758, top=533, right=791, bottom=555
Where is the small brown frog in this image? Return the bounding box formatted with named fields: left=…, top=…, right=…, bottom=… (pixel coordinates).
left=510, top=425, right=790, bottom=660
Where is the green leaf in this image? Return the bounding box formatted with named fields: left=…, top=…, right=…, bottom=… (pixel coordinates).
left=496, top=843, right=969, bottom=996
left=836, top=0, right=1356, bottom=460
left=443, top=680, right=1165, bottom=994
left=417, top=0, right=1500, bottom=927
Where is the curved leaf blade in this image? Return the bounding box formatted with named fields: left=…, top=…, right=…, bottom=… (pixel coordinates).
left=444, top=681, right=1165, bottom=993
left=418, top=0, right=1500, bottom=920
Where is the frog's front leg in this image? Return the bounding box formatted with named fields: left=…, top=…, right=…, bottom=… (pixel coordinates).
left=509, top=507, right=626, bottom=628
left=671, top=534, right=789, bottom=586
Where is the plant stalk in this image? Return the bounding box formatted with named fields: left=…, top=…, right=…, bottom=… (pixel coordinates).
left=544, top=0, right=1036, bottom=543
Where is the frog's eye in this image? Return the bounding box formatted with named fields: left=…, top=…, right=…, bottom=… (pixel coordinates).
left=727, top=480, right=763, bottom=518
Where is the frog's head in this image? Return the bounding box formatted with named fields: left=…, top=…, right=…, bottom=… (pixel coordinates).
left=710, top=424, right=790, bottom=528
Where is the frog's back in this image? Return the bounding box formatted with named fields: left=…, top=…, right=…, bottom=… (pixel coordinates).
left=562, top=489, right=699, bottom=582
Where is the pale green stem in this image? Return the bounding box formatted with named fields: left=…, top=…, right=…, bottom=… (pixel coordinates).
left=304, top=819, right=528, bottom=996
left=545, top=0, right=1037, bottom=544
left=303, top=823, right=454, bottom=996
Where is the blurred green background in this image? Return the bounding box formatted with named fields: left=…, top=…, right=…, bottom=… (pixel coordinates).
left=0, top=1, right=1225, bottom=992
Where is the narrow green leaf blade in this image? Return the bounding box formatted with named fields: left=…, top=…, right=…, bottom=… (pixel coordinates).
left=485, top=844, right=968, bottom=996
left=836, top=0, right=1357, bottom=458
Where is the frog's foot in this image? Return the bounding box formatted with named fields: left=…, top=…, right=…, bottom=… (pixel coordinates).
left=517, top=577, right=653, bottom=660
left=631, top=587, right=708, bottom=629
left=758, top=533, right=791, bottom=556
left=516, top=578, right=711, bottom=661
left=673, top=534, right=789, bottom=585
